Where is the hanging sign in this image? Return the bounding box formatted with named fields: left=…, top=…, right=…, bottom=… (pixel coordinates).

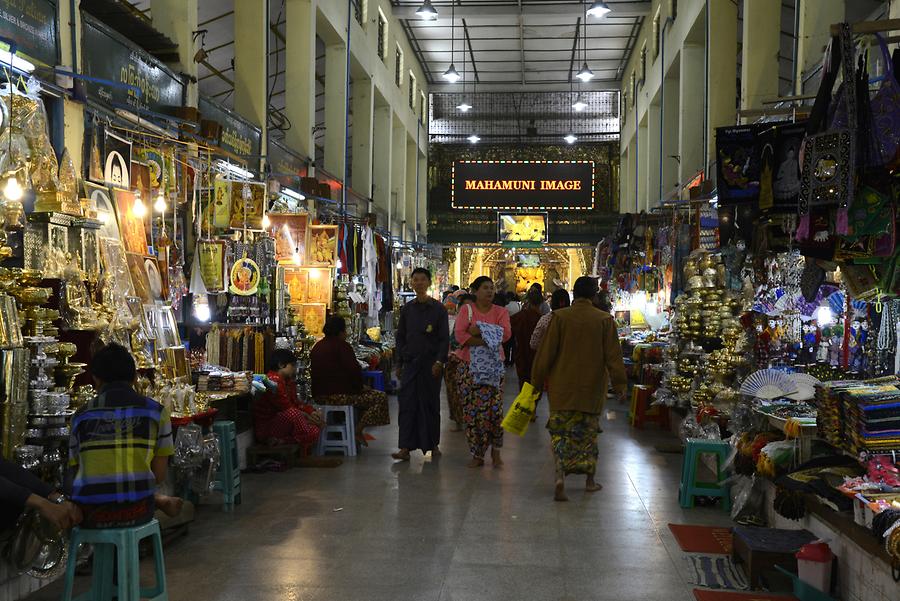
left=452, top=160, right=594, bottom=210
left=81, top=15, right=184, bottom=113
left=0, top=0, right=58, bottom=67
left=199, top=95, right=262, bottom=160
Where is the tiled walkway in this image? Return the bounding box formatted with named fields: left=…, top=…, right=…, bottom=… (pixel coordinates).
left=30, top=371, right=731, bottom=601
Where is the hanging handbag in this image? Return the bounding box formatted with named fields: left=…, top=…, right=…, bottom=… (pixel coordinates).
left=800, top=24, right=857, bottom=212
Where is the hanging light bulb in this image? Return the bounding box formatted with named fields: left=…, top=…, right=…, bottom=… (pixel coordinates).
left=572, top=97, right=588, bottom=112
left=564, top=134, right=578, bottom=145
left=3, top=175, right=23, bottom=201
left=456, top=102, right=472, bottom=112
left=396, top=259, right=404, bottom=269
left=416, top=0, right=438, bottom=20
left=153, top=190, right=167, bottom=213
left=443, top=64, right=461, bottom=83
left=132, top=191, right=147, bottom=218
left=576, top=62, right=594, bottom=82
left=586, top=1, right=612, bottom=18
left=262, top=213, right=271, bottom=228
left=336, top=257, right=343, bottom=269
left=467, top=134, right=481, bottom=144
left=193, top=295, right=211, bottom=322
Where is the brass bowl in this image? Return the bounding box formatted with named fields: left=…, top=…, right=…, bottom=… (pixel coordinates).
left=56, top=343, right=77, bottom=360
left=15, top=287, right=51, bottom=305
left=17, top=270, right=43, bottom=287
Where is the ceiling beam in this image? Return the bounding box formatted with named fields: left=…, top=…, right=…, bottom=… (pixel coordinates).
left=428, top=80, right=622, bottom=93
left=392, top=2, right=652, bottom=19
left=461, top=19, right=479, bottom=84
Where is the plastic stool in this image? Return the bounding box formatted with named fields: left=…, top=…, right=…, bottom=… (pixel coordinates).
left=630, top=384, right=669, bottom=429
left=679, top=438, right=732, bottom=510
left=62, top=519, right=167, bottom=601
left=212, top=420, right=241, bottom=509
left=315, top=405, right=356, bottom=456
left=362, top=370, right=385, bottom=391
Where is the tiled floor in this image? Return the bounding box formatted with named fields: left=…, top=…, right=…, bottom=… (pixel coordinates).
left=30, top=372, right=732, bottom=601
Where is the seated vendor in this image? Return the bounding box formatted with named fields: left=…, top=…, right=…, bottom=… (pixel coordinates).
left=70, top=343, right=183, bottom=528
left=1, top=458, right=81, bottom=531
left=254, top=349, right=323, bottom=449
left=311, top=316, right=390, bottom=447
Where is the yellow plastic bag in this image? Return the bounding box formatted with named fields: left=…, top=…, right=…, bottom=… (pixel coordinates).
left=501, top=382, right=539, bottom=436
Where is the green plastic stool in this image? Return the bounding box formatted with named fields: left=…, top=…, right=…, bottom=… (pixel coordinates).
left=679, top=438, right=732, bottom=511
left=212, top=420, right=241, bottom=509
left=61, top=518, right=167, bottom=601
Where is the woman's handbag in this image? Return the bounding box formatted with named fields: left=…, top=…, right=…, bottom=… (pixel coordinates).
left=501, top=382, right=540, bottom=436
left=800, top=24, right=857, bottom=213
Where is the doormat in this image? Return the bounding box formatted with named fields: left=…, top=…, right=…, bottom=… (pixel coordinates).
left=668, top=523, right=733, bottom=554
left=685, top=555, right=749, bottom=590
left=693, top=589, right=798, bottom=601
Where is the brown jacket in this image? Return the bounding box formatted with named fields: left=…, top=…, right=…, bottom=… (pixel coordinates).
left=530, top=298, right=627, bottom=414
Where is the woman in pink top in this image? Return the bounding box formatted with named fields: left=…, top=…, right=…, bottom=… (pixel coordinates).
left=454, top=276, right=512, bottom=468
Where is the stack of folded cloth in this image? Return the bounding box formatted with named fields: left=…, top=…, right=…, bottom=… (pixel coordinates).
left=817, top=377, right=900, bottom=454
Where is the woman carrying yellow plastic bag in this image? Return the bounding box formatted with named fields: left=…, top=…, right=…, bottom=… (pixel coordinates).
left=501, top=382, right=540, bottom=436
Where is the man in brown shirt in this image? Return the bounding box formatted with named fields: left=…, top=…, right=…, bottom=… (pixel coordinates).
left=531, top=276, right=627, bottom=501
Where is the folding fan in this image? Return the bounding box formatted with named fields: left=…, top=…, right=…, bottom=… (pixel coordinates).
left=786, top=373, right=822, bottom=401
left=739, top=369, right=799, bottom=399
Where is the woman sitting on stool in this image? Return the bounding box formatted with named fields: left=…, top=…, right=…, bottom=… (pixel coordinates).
left=311, top=316, right=390, bottom=447
left=254, top=349, right=323, bottom=450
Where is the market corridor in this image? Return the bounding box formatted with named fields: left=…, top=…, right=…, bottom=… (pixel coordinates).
left=32, top=372, right=728, bottom=601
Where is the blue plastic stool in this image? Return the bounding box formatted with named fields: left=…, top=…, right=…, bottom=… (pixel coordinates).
left=362, top=370, right=385, bottom=391
left=212, top=420, right=241, bottom=509
left=62, top=519, right=167, bottom=601
left=315, top=405, right=357, bottom=456
left=678, top=438, right=732, bottom=510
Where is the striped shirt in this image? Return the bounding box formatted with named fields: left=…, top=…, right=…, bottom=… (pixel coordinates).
left=68, top=382, right=174, bottom=505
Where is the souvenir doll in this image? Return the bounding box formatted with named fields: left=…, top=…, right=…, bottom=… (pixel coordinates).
left=816, top=325, right=830, bottom=364
left=827, top=324, right=844, bottom=367
left=848, top=320, right=862, bottom=373
left=798, top=323, right=818, bottom=365
left=754, top=320, right=771, bottom=368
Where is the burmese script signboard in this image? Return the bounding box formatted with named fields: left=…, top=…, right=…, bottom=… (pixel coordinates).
left=452, top=160, right=594, bottom=210
left=0, top=0, right=58, bottom=67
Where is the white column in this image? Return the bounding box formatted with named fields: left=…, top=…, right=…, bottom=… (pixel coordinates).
left=645, top=101, right=660, bottom=211
left=796, top=0, right=845, bottom=95
left=152, top=0, right=199, bottom=106
left=417, top=153, right=427, bottom=239
left=707, top=0, right=738, bottom=169
left=661, top=72, right=680, bottom=200
left=679, top=43, right=705, bottom=185
left=391, top=117, right=407, bottom=239
left=233, top=0, right=268, bottom=172
left=59, top=0, right=83, bottom=174
left=285, top=0, right=317, bottom=160
left=637, top=117, right=648, bottom=212
left=741, top=0, right=781, bottom=110
left=324, top=43, right=348, bottom=176
left=372, top=103, right=392, bottom=220
left=351, top=76, right=375, bottom=196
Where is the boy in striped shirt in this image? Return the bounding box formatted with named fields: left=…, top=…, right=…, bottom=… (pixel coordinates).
left=69, top=343, right=180, bottom=527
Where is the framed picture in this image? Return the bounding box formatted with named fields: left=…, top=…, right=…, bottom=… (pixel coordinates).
left=497, top=212, right=548, bottom=243
left=305, top=267, right=332, bottom=306
left=212, top=177, right=231, bottom=228
left=84, top=181, right=121, bottom=240
left=130, top=161, right=152, bottom=202
left=307, top=224, right=338, bottom=266
left=100, top=238, right=135, bottom=297
left=135, top=148, right=165, bottom=191
left=229, top=256, right=261, bottom=295
left=283, top=267, right=308, bottom=306
left=197, top=239, right=226, bottom=292
left=144, top=305, right=181, bottom=349
left=113, top=189, right=148, bottom=255
left=300, top=303, right=327, bottom=337
left=229, top=181, right=266, bottom=230
left=144, top=256, right=163, bottom=301
left=126, top=252, right=152, bottom=303
left=104, top=130, right=132, bottom=189
left=268, top=212, right=309, bottom=263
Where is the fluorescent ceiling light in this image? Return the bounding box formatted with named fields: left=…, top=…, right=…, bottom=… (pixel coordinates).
left=443, top=64, right=461, bottom=83
left=416, top=0, right=438, bottom=20
left=467, top=134, right=481, bottom=144
left=572, top=98, right=588, bottom=112
left=576, top=62, right=594, bottom=82
left=281, top=187, right=306, bottom=201
left=564, top=134, right=577, bottom=144
left=0, top=48, right=35, bottom=74
left=456, top=102, right=472, bottom=112
left=217, top=160, right=254, bottom=180
left=586, top=1, right=612, bottom=19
